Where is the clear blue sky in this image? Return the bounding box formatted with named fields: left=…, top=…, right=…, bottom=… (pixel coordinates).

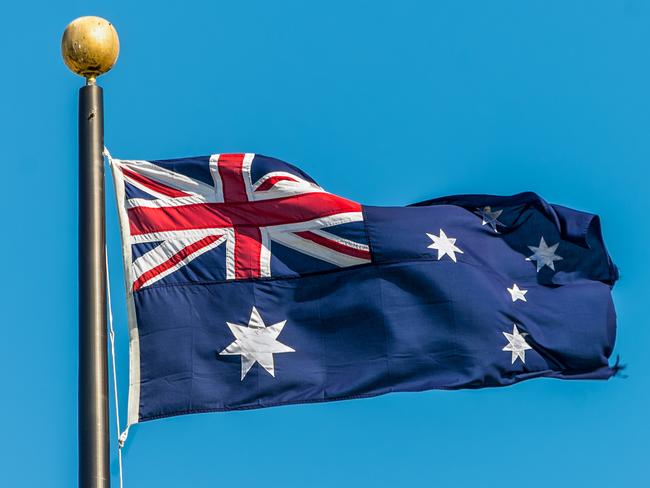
left=1, top=1, right=647, bottom=486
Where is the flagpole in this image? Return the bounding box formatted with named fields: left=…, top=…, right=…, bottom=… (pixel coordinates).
left=62, top=17, right=120, bottom=488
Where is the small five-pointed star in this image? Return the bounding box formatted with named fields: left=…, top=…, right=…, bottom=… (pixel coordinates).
left=475, top=206, right=504, bottom=233
left=526, top=236, right=563, bottom=272
left=507, top=283, right=528, bottom=302
left=219, top=306, right=295, bottom=380
left=502, top=324, right=532, bottom=364
left=426, top=229, right=464, bottom=262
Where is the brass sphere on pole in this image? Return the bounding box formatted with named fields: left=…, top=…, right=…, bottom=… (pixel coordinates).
left=62, top=16, right=119, bottom=84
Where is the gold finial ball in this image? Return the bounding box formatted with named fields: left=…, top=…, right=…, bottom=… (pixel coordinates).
left=62, top=16, right=119, bottom=81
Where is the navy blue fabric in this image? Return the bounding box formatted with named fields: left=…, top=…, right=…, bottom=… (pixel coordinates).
left=250, top=154, right=319, bottom=186
left=133, top=192, right=617, bottom=422
left=150, top=156, right=214, bottom=186
left=124, top=181, right=158, bottom=201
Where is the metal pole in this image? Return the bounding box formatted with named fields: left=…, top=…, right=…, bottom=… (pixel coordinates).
left=62, top=16, right=118, bottom=487
left=78, top=83, right=110, bottom=488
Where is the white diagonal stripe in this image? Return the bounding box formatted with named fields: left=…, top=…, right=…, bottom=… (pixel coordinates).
left=132, top=234, right=227, bottom=289
left=121, top=172, right=184, bottom=202
left=118, top=159, right=217, bottom=200
left=266, top=212, right=365, bottom=235
left=126, top=195, right=209, bottom=209
left=130, top=228, right=230, bottom=244
left=271, top=231, right=370, bottom=267
left=251, top=185, right=326, bottom=202
left=307, top=228, right=370, bottom=252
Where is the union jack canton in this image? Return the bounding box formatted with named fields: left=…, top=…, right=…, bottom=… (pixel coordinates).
left=112, top=153, right=371, bottom=291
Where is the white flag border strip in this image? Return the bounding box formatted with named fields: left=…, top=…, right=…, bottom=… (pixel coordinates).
left=107, top=152, right=372, bottom=427
left=106, top=153, right=143, bottom=428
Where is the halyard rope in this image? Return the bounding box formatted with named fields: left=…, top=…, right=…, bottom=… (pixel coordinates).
left=106, top=248, right=125, bottom=488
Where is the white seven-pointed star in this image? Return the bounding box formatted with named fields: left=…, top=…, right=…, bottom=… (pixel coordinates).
left=507, top=283, right=528, bottom=302
left=426, top=229, right=464, bottom=262
left=526, top=236, right=563, bottom=272
left=502, top=324, right=533, bottom=364
left=219, top=307, right=295, bottom=380
left=476, top=206, right=504, bottom=233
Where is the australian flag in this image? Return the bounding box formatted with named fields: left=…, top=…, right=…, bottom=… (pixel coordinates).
left=109, top=152, right=618, bottom=426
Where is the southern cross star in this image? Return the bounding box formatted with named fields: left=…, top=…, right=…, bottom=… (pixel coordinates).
left=526, top=236, right=563, bottom=272
left=507, top=283, right=528, bottom=302
left=219, top=306, right=295, bottom=380
left=426, top=229, right=464, bottom=263
left=475, top=206, right=504, bottom=233
left=502, top=324, right=532, bottom=364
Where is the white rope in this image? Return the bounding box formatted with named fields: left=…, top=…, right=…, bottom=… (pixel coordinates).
left=106, top=198, right=126, bottom=487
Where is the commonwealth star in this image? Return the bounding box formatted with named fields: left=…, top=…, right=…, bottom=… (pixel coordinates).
left=220, top=307, right=295, bottom=380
